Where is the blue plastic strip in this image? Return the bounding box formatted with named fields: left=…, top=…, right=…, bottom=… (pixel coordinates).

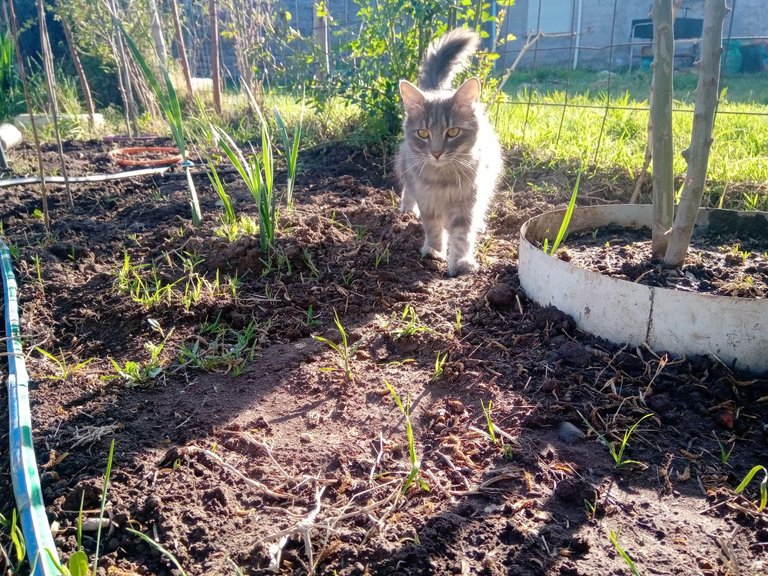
left=1, top=241, right=60, bottom=575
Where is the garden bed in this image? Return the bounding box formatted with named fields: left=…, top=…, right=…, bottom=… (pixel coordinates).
left=1, top=139, right=766, bottom=575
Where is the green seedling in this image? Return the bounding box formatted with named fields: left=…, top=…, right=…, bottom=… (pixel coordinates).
left=274, top=103, right=304, bottom=209
left=734, top=465, right=767, bottom=511
left=546, top=169, right=581, bottom=255
left=312, top=310, right=360, bottom=381
left=373, top=242, right=391, bottom=269
left=584, top=498, right=597, bottom=521
left=34, top=347, right=94, bottom=381
left=579, top=411, right=654, bottom=469
left=481, top=399, right=498, bottom=444
left=432, top=350, right=448, bottom=381
left=105, top=328, right=173, bottom=385
left=385, top=381, right=429, bottom=494
left=712, top=431, right=734, bottom=465
left=126, top=529, right=189, bottom=576
left=394, top=304, right=435, bottom=339
left=207, top=159, right=237, bottom=228
left=608, top=529, right=640, bottom=576
left=31, top=253, right=43, bottom=289
left=454, top=309, right=463, bottom=334
left=305, top=305, right=321, bottom=328
left=0, top=509, right=26, bottom=571
left=91, top=439, right=115, bottom=576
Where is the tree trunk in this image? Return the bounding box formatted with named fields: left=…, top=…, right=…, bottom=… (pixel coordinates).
left=169, top=0, right=195, bottom=98
left=59, top=12, right=96, bottom=132
left=664, top=0, right=728, bottom=266
left=210, top=0, right=222, bottom=114
left=148, top=0, right=168, bottom=66
left=650, top=0, right=675, bottom=258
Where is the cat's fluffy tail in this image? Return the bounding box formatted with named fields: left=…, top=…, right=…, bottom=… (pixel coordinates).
left=418, top=28, right=479, bottom=91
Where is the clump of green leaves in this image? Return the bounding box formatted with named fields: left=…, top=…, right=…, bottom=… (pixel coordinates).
left=312, top=310, right=360, bottom=381
left=481, top=399, right=497, bottom=444
left=579, top=411, right=654, bottom=469
left=274, top=105, right=303, bottom=208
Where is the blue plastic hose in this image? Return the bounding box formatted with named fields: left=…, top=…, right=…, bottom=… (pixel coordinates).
left=1, top=241, right=60, bottom=575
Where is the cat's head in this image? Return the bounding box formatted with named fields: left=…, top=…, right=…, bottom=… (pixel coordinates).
left=399, top=78, right=481, bottom=163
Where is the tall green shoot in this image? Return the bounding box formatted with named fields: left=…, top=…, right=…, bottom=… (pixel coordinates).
left=111, top=16, right=202, bottom=225
left=274, top=104, right=304, bottom=209
left=92, top=439, right=115, bottom=575
left=734, top=465, right=767, bottom=511
left=212, top=116, right=277, bottom=253
left=385, top=381, right=429, bottom=494
left=546, top=170, right=581, bottom=255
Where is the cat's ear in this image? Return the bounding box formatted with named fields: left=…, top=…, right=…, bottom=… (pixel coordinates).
left=454, top=77, right=481, bottom=108
left=399, top=80, right=425, bottom=114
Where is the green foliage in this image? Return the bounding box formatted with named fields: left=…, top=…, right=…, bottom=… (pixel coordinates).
left=734, top=465, right=767, bottom=511
left=0, top=32, right=23, bottom=122
left=545, top=170, right=581, bottom=255
left=212, top=112, right=278, bottom=253
left=311, top=1, right=514, bottom=141
left=608, top=529, right=640, bottom=576
left=312, top=310, right=360, bottom=381
left=481, top=399, right=497, bottom=444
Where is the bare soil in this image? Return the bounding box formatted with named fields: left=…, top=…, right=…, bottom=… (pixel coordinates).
left=1, top=139, right=767, bottom=576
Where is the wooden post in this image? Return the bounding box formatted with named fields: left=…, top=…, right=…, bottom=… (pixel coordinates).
left=37, top=0, right=73, bottom=208
left=169, top=0, right=195, bottom=98
left=8, top=0, right=49, bottom=230
left=210, top=0, right=222, bottom=113
left=664, top=0, right=729, bottom=266
left=148, top=0, right=168, bottom=65
left=110, top=0, right=139, bottom=136
left=59, top=12, right=96, bottom=132
left=313, top=1, right=330, bottom=80
left=650, top=0, right=675, bottom=258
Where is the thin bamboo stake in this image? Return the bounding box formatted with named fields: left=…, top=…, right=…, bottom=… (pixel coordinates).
left=59, top=11, right=96, bottom=132
left=8, top=0, right=49, bottom=231
left=37, top=0, right=73, bottom=209
left=148, top=0, right=168, bottom=65
left=210, top=0, right=222, bottom=114
left=169, top=0, right=195, bottom=98
left=110, top=0, right=139, bottom=136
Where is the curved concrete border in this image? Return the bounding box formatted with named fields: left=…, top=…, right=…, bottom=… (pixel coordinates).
left=519, top=205, right=768, bottom=374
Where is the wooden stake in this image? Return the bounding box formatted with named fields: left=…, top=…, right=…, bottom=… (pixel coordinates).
left=169, top=0, right=195, bottom=98
left=37, top=0, right=73, bottom=208
left=8, top=0, right=49, bottom=230
left=58, top=11, right=96, bottom=133
left=210, top=0, right=222, bottom=114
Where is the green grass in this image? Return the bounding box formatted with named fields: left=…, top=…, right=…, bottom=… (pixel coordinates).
left=491, top=70, right=768, bottom=205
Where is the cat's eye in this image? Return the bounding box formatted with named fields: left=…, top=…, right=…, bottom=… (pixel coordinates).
left=446, top=127, right=461, bottom=138
left=416, top=129, right=430, bottom=139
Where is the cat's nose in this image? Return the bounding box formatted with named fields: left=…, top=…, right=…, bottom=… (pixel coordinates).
left=432, top=151, right=443, bottom=159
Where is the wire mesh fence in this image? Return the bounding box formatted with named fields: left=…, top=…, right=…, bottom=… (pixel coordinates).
left=125, top=0, right=768, bottom=197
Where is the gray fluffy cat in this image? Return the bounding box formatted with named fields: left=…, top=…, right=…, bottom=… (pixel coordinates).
left=396, top=28, right=502, bottom=276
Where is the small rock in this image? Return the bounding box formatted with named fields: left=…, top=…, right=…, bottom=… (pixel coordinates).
left=647, top=393, right=674, bottom=413
left=300, top=433, right=314, bottom=444
left=558, top=421, right=585, bottom=444
left=486, top=284, right=515, bottom=308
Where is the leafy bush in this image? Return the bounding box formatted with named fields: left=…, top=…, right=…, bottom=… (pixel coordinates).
left=309, top=0, right=514, bottom=143
left=0, top=32, right=23, bottom=122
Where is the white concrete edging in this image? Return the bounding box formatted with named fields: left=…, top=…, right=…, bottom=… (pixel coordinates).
left=519, top=204, right=768, bottom=374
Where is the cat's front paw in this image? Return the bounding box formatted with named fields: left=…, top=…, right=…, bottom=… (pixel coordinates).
left=448, top=257, right=478, bottom=276
left=421, top=246, right=446, bottom=261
